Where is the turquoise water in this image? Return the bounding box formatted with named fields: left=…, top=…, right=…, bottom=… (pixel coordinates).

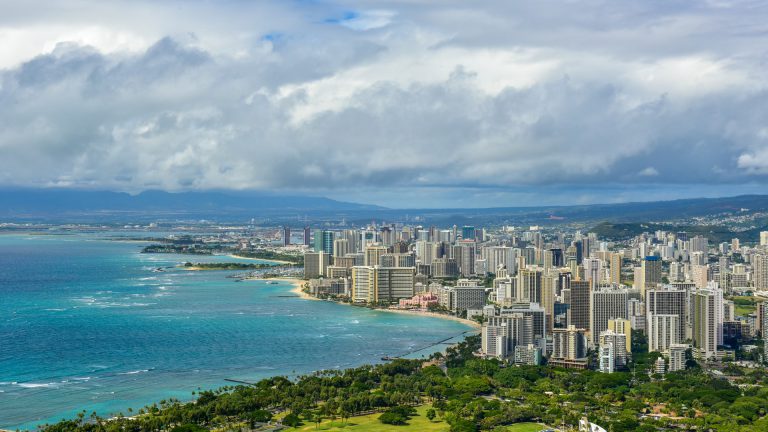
left=0, top=234, right=472, bottom=430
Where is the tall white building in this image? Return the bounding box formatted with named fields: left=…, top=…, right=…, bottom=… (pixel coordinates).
left=668, top=344, right=688, bottom=372
left=598, top=330, right=627, bottom=373
left=481, top=314, right=534, bottom=359
left=648, top=314, right=680, bottom=353
left=646, top=288, right=687, bottom=344
left=590, top=289, right=628, bottom=345
left=482, top=246, right=518, bottom=275
left=754, top=254, right=768, bottom=291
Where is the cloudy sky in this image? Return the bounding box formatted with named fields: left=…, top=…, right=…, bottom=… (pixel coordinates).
left=1, top=0, right=767, bottom=208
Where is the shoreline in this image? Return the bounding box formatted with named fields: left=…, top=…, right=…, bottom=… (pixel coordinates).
left=229, top=254, right=296, bottom=265
left=280, top=279, right=480, bottom=329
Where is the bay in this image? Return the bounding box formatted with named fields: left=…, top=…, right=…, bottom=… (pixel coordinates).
left=0, top=234, right=472, bottom=430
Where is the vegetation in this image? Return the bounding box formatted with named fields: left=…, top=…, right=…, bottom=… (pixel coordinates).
left=731, top=296, right=758, bottom=317
left=183, top=262, right=278, bottom=270
left=590, top=221, right=768, bottom=243
left=38, top=335, right=768, bottom=432
left=142, top=243, right=303, bottom=265
left=234, top=250, right=303, bottom=265
left=142, top=244, right=213, bottom=255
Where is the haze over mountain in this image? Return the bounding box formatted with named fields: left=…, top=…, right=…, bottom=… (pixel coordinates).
left=3, top=189, right=768, bottom=231
left=0, top=189, right=381, bottom=219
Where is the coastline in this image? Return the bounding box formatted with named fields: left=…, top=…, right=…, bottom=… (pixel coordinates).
left=375, top=307, right=481, bottom=329
left=280, top=279, right=480, bottom=329
left=229, top=254, right=295, bottom=265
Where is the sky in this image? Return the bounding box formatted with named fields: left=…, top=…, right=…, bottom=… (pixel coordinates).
left=1, top=0, right=767, bottom=208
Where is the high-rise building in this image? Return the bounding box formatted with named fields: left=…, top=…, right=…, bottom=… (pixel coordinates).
left=689, top=236, right=708, bottom=254
left=373, top=267, right=416, bottom=302
left=691, top=286, right=723, bottom=360
left=364, top=245, right=388, bottom=266
left=303, top=226, right=311, bottom=246
left=607, top=318, right=632, bottom=353
left=691, top=264, right=709, bottom=289
left=461, top=226, right=476, bottom=241
left=542, top=273, right=557, bottom=332
left=304, top=251, right=329, bottom=278
left=569, top=281, right=591, bottom=331
left=447, top=286, right=487, bottom=312
left=640, top=256, right=662, bottom=298
left=431, top=257, right=459, bottom=278
left=380, top=253, right=415, bottom=268
left=761, top=231, right=768, bottom=247
left=350, top=266, right=415, bottom=303
left=609, top=253, right=622, bottom=285
left=481, top=314, right=534, bottom=359
left=453, top=241, right=477, bottom=277
left=762, top=302, right=768, bottom=362
left=333, top=238, right=349, bottom=258
left=482, top=246, right=517, bottom=275
left=583, top=258, right=602, bottom=288
left=550, top=248, right=564, bottom=268
left=598, top=330, right=627, bottom=373
left=500, top=303, right=547, bottom=343
left=754, top=254, right=768, bottom=291
left=283, top=226, right=291, bottom=246
left=518, top=268, right=542, bottom=303
left=648, top=314, right=680, bottom=353
left=668, top=344, right=688, bottom=372
left=314, top=230, right=335, bottom=255
left=552, top=325, right=587, bottom=360
left=351, top=266, right=375, bottom=303
left=590, top=289, right=628, bottom=345
left=646, top=288, right=687, bottom=343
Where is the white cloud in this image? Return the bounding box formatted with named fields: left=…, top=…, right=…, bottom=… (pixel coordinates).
left=0, top=0, right=767, bottom=205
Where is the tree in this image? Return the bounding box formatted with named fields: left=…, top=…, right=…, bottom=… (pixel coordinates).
left=283, top=413, right=302, bottom=428
left=426, top=408, right=437, bottom=421
left=379, top=412, right=408, bottom=425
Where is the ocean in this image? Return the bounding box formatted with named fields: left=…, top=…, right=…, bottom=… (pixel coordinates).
left=0, top=233, right=472, bottom=430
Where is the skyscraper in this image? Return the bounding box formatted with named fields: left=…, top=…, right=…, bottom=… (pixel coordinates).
left=283, top=226, right=291, bottom=246
left=646, top=288, right=687, bottom=344
left=303, top=226, right=311, bottom=247
left=599, top=330, right=627, bottom=373
left=333, top=238, right=350, bottom=258
left=754, top=253, right=768, bottom=291
left=648, top=314, right=680, bottom=353
left=607, top=318, right=632, bottom=353
left=314, top=230, right=335, bottom=255
left=590, top=289, right=628, bottom=345
left=640, top=256, right=661, bottom=298
left=609, top=253, right=622, bottom=285
left=691, top=286, right=723, bottom=361
left=461, top=225, right=476, bottom=241
left=569, top=281, right=591, bottom=331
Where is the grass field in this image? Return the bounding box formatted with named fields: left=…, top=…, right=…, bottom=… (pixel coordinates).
left=731, top=296, right=758, bottom=317
left=290, top=405, right=548, bottom=432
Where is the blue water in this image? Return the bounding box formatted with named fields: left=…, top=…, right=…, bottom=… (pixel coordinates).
left=0, top=234, right=472, bottom=429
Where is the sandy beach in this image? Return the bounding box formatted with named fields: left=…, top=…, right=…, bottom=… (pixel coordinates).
left=229, top=254, right=295, bottom=265
left=276, top=279, right=480, bottom=329
left=376, top=307, right=481, bottom=329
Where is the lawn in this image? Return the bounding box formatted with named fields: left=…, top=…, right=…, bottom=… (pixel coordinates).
left=497, top=423, right=550, bottom=432
left=290, top=405, right=548, bottom=432
left=293, top=405, right=445, bottom=432
left=731, top=296, right=758, bottom=317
